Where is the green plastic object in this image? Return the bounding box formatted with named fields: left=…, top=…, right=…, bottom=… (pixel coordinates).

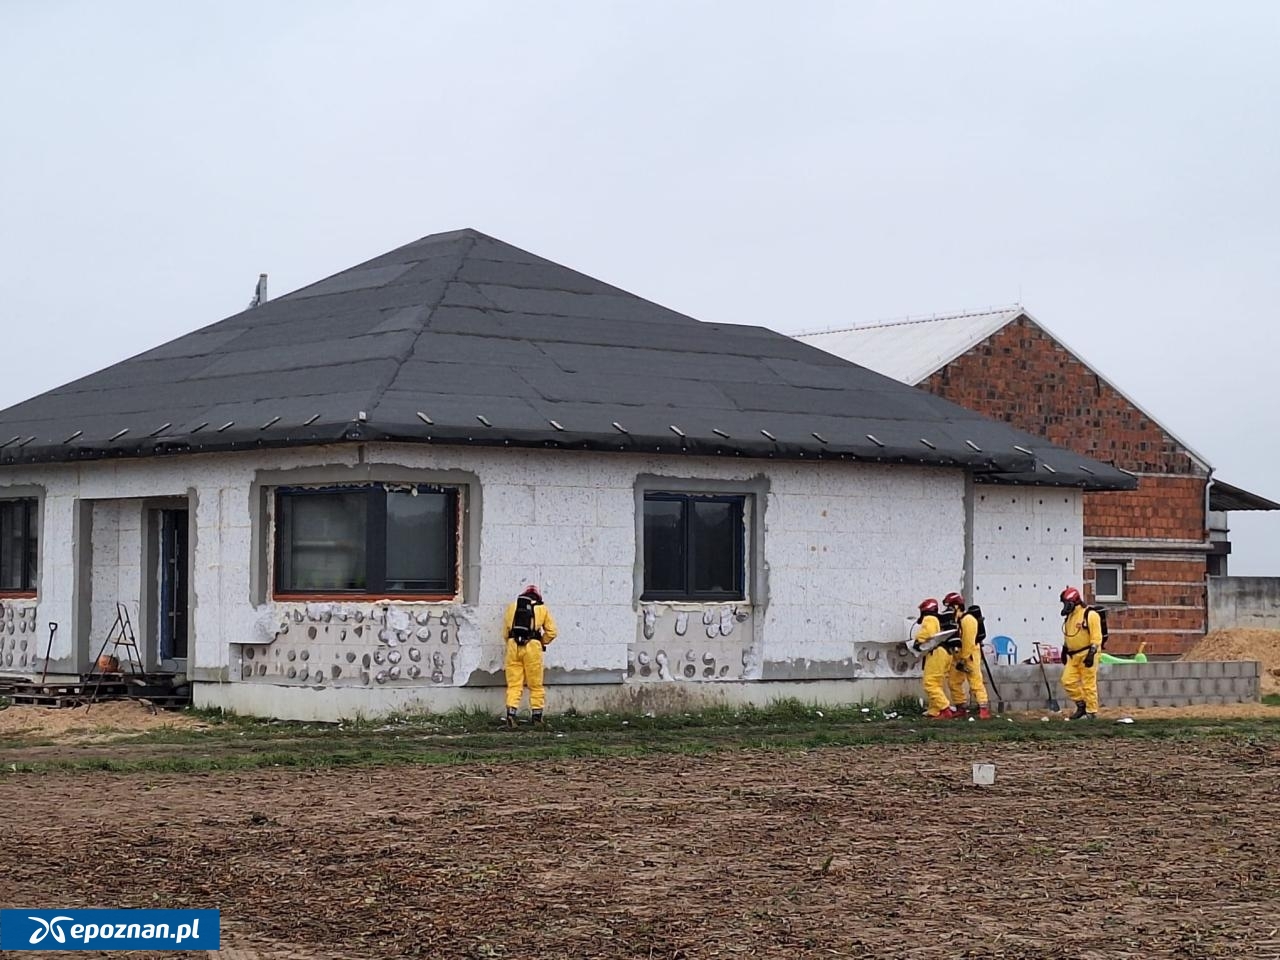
left=1100, top=652, right=1148, bottom=664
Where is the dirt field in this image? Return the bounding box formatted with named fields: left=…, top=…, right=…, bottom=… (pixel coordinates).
left=2, top=737, right=1278, bottom=959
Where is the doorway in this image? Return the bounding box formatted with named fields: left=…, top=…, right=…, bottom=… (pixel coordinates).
left=154, top=507, right=189, bottom=669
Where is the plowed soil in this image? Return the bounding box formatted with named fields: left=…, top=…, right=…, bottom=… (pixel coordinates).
left=2, top=738, right=1278, bottom=959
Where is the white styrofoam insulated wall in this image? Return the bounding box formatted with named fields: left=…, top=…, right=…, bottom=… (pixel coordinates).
left=971, top=488, right=1084, bottom=663
left=0, top=443, right=1077, bottom=717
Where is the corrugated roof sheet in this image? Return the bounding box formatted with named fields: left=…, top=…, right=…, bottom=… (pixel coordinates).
left=796, top=308, right=1021, bottom=384
left=0, top=232, right=1133, bottom=489
left=1210, top=479, right=1280, bottom=512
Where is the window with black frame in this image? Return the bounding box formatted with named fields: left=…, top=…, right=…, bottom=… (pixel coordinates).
left=642, top=493, right=745, bottom=601
left=0, top=498, right=38, bottom=594
left=275, top=485, right=458, bottom=597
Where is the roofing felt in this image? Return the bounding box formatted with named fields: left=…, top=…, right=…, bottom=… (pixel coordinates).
left=0, top=230, right=1134, bottom=489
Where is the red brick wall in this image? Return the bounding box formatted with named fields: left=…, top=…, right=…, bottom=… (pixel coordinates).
left=1086, top=476, right=1206, bottom=541
left=1084, top=558, right=1206, bottom=657
left=920, top=314, right=1210, bottom=655
left=920, top=315, right=1205, bottom=476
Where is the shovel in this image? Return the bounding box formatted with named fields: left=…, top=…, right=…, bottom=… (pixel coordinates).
left=978, top=645, right=1009, bottom=714
left=1033, top=642, right=1061, bottom=712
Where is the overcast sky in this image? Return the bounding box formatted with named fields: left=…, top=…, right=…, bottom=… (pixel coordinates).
left=2, top=1, right=1278, bottom=572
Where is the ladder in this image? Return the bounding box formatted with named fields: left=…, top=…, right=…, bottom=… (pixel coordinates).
left=86, top=603, right=146, bottom=711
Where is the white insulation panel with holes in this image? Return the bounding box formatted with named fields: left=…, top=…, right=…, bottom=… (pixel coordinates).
left=971, top=490, right=1084, bottom=659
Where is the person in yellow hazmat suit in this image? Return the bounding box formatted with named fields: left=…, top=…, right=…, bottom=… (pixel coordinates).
left=943, top=591, right=991, bottom=720
left=502, top=584, right=558, bottom=728
left=1059, top=586, right=1103, bottom=720
left=912, top=598, right=958, bottom=719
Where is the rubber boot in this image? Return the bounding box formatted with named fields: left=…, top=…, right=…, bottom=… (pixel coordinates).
left=953, top=704, right=968, bottom=718
left=1067, top=700, right=1087, bottom=721
left=505, top=707, right=517, bottom=729
left=928, top=707, right=956, bottom=720
left=531, top=709, right=544, bottom=725
left=978, top=705, right=992, bottom=720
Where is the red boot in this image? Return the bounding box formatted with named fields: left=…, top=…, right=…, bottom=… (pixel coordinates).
left=977, top=705, right=992, bottom=720
left=928, top=707, right=957, bottom=720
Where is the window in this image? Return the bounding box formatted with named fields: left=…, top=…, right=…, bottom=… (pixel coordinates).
left=275, top=485, right=458, bottom=597
left=1093, top=563, right=1124, bottom=602
left=0, top=499, right=38, bottom=594
left=642, top=493, right=745, bottom=601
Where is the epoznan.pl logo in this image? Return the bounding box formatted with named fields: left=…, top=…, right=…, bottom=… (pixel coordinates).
left=0, top=909, right=220, bottom=951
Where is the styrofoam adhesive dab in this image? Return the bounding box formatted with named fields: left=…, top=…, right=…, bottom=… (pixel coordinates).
left=972, top=763, right=996, bottom=786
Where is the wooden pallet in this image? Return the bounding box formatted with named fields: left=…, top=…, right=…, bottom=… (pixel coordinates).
left=0, top=675, right=191, bottom=710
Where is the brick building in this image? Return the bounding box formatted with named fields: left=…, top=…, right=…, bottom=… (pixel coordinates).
left=799, top=308, right=1277, bottom=656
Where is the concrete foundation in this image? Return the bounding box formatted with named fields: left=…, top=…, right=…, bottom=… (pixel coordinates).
left=194, top=660, right=1259, bottom=721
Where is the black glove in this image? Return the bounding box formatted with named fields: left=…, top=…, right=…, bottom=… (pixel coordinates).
left=1083, top=647, right=1097, bottom=669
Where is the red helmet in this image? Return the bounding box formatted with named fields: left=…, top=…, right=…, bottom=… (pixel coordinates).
left=1060, top=586, right=1082, bottom=606
left=943, top=591, right=965, bottom=609
left=522, top=584, right=542, bottom=599
left=918, top=598, right=939, bottom=615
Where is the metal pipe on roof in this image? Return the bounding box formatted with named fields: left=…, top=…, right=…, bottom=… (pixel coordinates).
left=866, top=434, right=885, bottom=447
left=303, top=414, right=321, bottom=426
left=612, top=422, right=628, bottom=434
left=63, top=430, right=83, bottom=443
left=476, top=415, right=492, bottom=427
left=1013, top=444, right=1034, bottom=456
left=216, top=422, right=235, bottom=433
left=669, top=425, right=686, bottom=438
left=712, top=428, right=730, bottom=439
left=149, top=423, right=173, bottom=437
left=965, top=440, right=982, bottom=452
left=260, top=416, right=280, bottom=430
left=919, top=438, right=936, bottom=450
left=190, top=422, right=209, bottom=434
left=108, top=429, right=129, bottom=441
left=548, top=420, right=565, bottom=431
left=416, top=412, right=434, bottom=425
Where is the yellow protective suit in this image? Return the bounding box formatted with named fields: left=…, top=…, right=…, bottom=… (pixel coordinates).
left=1061, top=605, right=1103, bottom=715
left=914, top=614, right=954, bottom=717
left=502, top=599, right=558, bottom=711
left=947, top=608, right=989, bottom=711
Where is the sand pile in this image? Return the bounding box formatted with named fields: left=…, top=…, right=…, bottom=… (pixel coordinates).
left=0, top=700, right=209, bottom=741
left=1181, top=628, right=1280, bottom=695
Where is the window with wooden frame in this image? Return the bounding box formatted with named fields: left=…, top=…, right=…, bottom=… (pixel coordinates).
left=641, top=492, right=746, bottom=601
left=0, top=498, right=38, bottom=596
left=274, top=484, right=459, bottom=599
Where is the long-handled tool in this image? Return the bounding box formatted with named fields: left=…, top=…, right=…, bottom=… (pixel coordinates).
left=1033, top=642, right=1060, bottom=711
left=978, top=644, right=1009, bottom=714
left=40, top=621, right=58, bottom=683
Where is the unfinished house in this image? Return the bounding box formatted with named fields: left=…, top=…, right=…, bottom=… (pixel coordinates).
left=799, top=308, right=1277, bottom=656
left=0, top=233, right=1133, bottom=720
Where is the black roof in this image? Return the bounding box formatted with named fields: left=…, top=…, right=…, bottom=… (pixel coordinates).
left=1210, top=479, right=1280, bottom=512
left=0, top=229, right=1133, bottom=489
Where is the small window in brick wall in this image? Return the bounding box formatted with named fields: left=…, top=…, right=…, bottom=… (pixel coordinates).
left=1093, top=563, right=1124, bottom=603
left=642, top=493, right=745, bottom=601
